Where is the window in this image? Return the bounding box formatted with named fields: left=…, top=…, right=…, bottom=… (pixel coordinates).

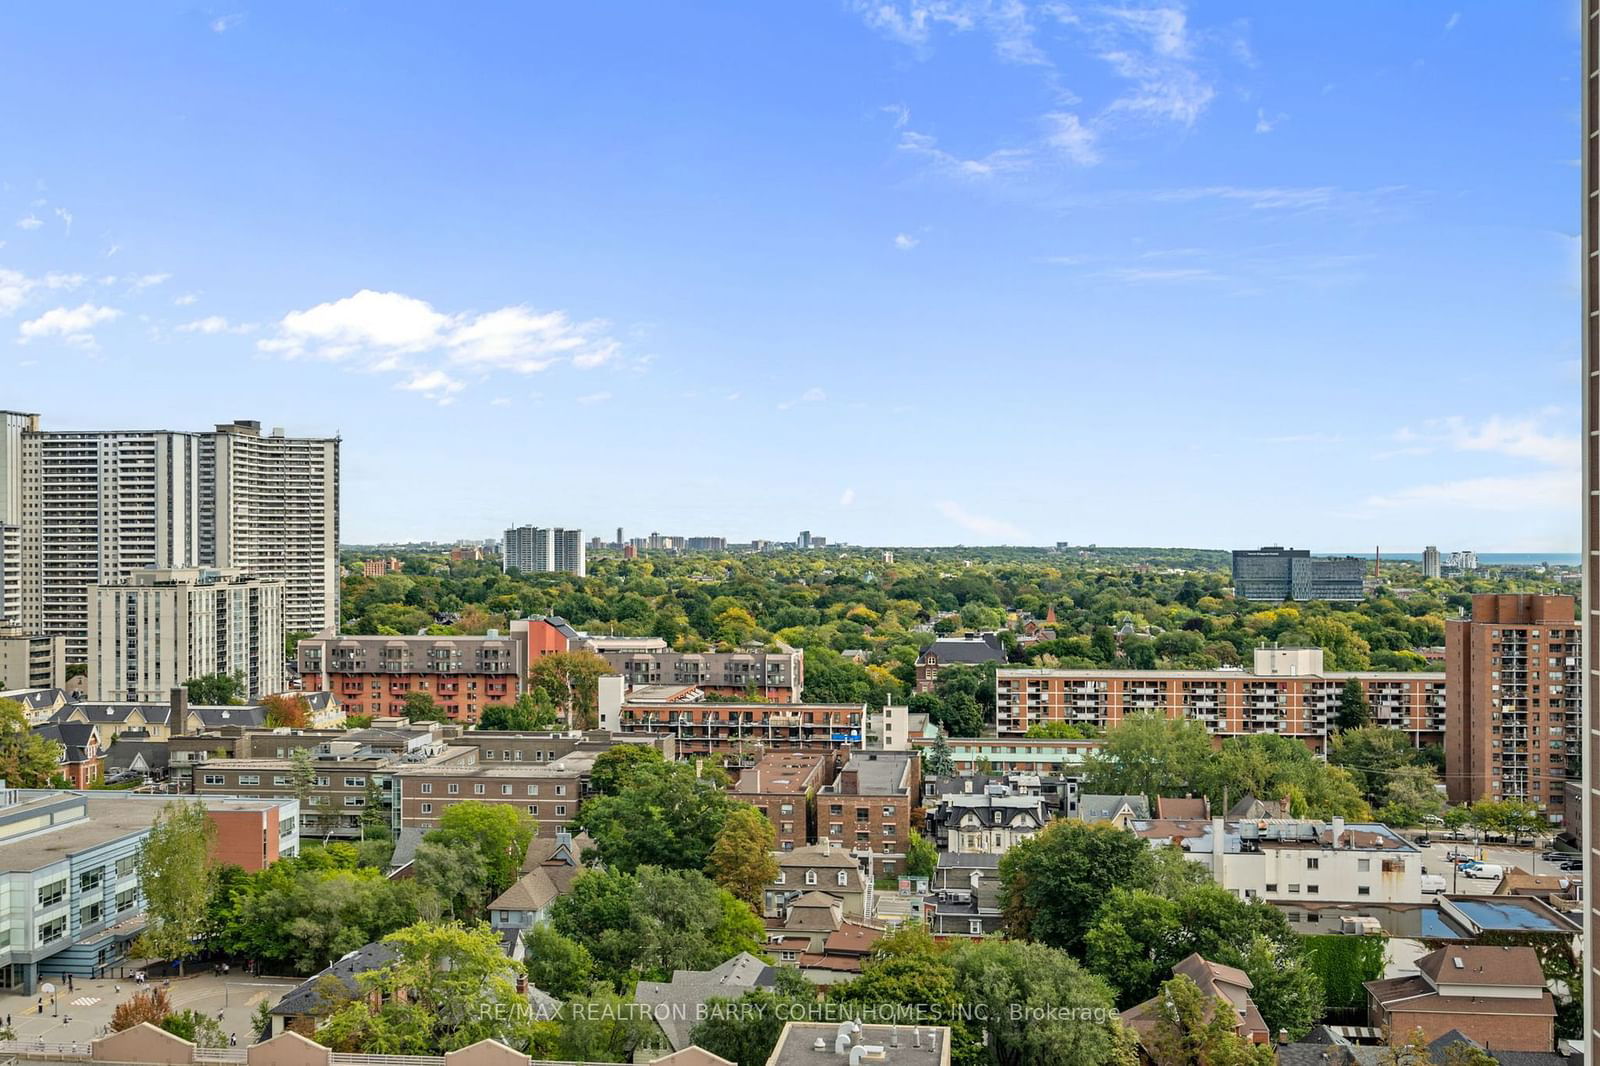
left=969, top=920, right=984, bottom=935
left=484, top=750, right=495, bottom=760
left=116, top=857, right=136, bottom=878
left=115, top=888, right=137, bottom=913
left=501, top=785, right=512, bottom=796
left=528, top=785, right=540, bottom=796
left=37, top=879, right=66, bottom=908
left=502, top=751, right=511, bottom=761
left=805, top=870, right=818, bottom=885
left=776, top=871, right=787, bottom=885
left=1264, top=883, right=1277, bottom=893
left=238, top=775, right=261, bottom=786
left=1357, top=886, right=1371, bottom=896
left=527, top=805, right=539, bottom=815
left=1356, top=858, right=1371, bottom=872
left=79, top=869, right=103, bottom=893
left=837, top=870, right=848, bottom=886
left=448, top=784, right=460, bottom=794
left=556, top=785, right=567, bottom=797
left=554, top=805, right=566, bottom=816
left=1288, top=884, right=1300, bottom=894
left=421, top=802, right=433, bottom=814
left=1306, top=857, right=1319, bottom=869
left=1306, top=885, right=1319, bottom=894
left=344, top=796, right=364, bottom=807
left=473, top=784, right=486, bottom=795
left=203, top=774, right=225, bottom=786
left=39, top=916, right=66, bottom=945
left=345, top=776, right=365, bottom=788
left=273, top=775, right=290, bottom=786
left=80, top=902, right=102, bottom=927
left=420, top=783, right=433, bottom=794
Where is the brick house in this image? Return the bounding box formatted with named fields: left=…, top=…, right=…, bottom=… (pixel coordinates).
left=816, top=751, right=919, bottom=876
left=733, top=751, right=834, bottom=850
left=1363, top=945, right=1556, bottom=1051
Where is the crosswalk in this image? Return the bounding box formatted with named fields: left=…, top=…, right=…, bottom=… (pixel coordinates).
left=69, top=997, right=100, bottom=1007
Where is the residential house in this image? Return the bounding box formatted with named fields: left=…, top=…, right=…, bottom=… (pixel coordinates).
left=1075, top=794, right=1150, bottom=827
left=32, top=722, right=102, bottom=786
left=915, top=634, right=1005, bottom=693
left=923, top=853, right=1004, bottom=938
left=924, top=789, right=1047, bottom=855
left=764, top=842, right=869, bottom=919
left=1363, top=945, right=1556, bottom=1051
left=487, top=830, right=591, bottom=953
left=1121, top=954, right=1270, bottom=1050
left=634, top=952, right=773, bottom=1054
left=1156, top=795, right=1211, bottom=819
left=269, top=941, right=400, bottom=1036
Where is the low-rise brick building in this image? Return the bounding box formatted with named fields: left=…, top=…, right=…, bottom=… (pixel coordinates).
left=618, top=701, right=864, bottom=758
left=394, top=750, right=595, bottom=830
left=734, top=751, right=833, bottom=850
left=817, top=751, right=919, bottom=876
left=296, top=631, right=524, bottom=723
left=1364, top=945, right=1556, bottom=1051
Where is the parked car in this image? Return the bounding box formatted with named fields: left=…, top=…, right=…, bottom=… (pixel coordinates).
left=1446, top=850, right=1476, bottom=863
left=1414, top=834, right=1434, bottom=847
left=1420, top=874, right=1448, bottom=894
left=1559, top=859, right=1583, bottom=871
left=1463, top=864, right=1504, bottom=880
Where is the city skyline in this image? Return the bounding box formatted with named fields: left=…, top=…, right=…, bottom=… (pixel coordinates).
left=0, top=3, right=1581, bottom=549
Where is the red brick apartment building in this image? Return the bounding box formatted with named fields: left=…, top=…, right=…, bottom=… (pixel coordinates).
left=816, top=751, right=919, bottom=875
left=1445, top=594, right=1580, bottom=821
left=393, top=749, right=595, bottom=830
left=617, top=701, right=865, bottom=757
left=996, top=646, right=1445, bottom=752
left=206, top=799, right=297, bottom=872
left=296, top=632, right=523, bottom=723
left=733, top=750, right=834, bottom=850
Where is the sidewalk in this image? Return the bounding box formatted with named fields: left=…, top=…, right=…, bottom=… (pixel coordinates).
left=0, top=973, right=298, bottom=1046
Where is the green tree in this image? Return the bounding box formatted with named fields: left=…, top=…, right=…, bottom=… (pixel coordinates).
left=414, top=836, right=490, bottom=921
left=402, top=691, right=447, bottom=723
left=0, top=698, right=64, bottom=787
left=520, top=922, right=594, bottom=1000
left=476, top=690, right=558, bottom=731
left=999, top=820, right=1159, bottom=954
left=361, top=777, right=391, bottom=841
left=1079, top=711, right=1216, bottom=810
left=905, top=829, right=936, bottom=880
left=288, top=746, right=316, bottom=812
left=576, top=760, right=737, bottom=872
left=1335, top=679, right=1371, bottom=731
left=261, top=694, right=310, bottom=729
left=586, top=744, right=665, bottom=796
left=950, top=937, right=1130, bottom=1066
left=162, top=1009, right=228, bottom=1048
left=553, top=985, right=655, bottom=1063
left=185, top=672, right=245, bottom=706
left=318, top=920, right=528, bottom=1054
left=1145, top=973, right=1275, bottom=1066
left=132, top=800, right=218, bottom=972
left=526, top=651, right=615, bottom=730
left=429, top=801, right=537, bottom=900
left=922, top=729, right=955, bottom=777
left=706, top=805, right=779, bottom=909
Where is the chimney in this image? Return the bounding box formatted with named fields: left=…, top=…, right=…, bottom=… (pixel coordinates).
left=1331, top=816, right=1345, bottom=848
left=1212, top=814, right=1226, bottom=880
left=170, top=687, right=189, bottom=737
left=1278, top=1030, right=1289, bottom=1046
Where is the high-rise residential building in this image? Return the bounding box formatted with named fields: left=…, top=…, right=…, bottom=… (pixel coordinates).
left=615, top=526, right=623, bottom=548
left=554, top=527, right=586, bottom=577
left=1582, top=1, right=1599, bottom=1048
left=797, top=530, right=812, bottom=549
left=1422, top=545, right=1441, bottom=579
left=88, top=566, right=285, bottom=703
left=1445, top=594, right=1579, bottom=818
left=502, top=525, right=585, bottom=576
left=1230, top=546, right=1365, bottom=602
left=0, top=413, right=339, bottom=661
left=0, top=624, right=66, bottom=690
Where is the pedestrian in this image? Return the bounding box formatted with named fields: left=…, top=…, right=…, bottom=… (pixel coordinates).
left=229, top=1034, right=237, bottom=1047
left=36, top=998, right=41, bottom=1014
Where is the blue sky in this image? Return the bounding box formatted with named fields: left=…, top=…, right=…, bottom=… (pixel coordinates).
left=0, top=2, right=1581, bottom=550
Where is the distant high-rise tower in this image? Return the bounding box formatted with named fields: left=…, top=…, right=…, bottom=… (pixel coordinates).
left=797, top=530, right=812, bottom=550
left=502, top=525, right=585, bottom=577
left=616, top=527, right=624, bottom=549
left=1422, top=545, right=1441, bottom=579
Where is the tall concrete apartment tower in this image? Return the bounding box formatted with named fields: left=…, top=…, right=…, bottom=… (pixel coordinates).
left=0, top=413, right=339, bottom=661
left=1585, top=0, right=1600, bottom=1051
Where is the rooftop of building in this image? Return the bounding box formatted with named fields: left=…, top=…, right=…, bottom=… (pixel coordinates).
left=916, top=633, right=1006, bottom=665
left=734, top=752, right=830, bottom=794
left=768, top=1022, right=952, bottom=1066
left=825, top=751, right=916, bottom=795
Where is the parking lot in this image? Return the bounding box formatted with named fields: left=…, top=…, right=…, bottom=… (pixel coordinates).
left=1411, top=837, right=1582, bottom=895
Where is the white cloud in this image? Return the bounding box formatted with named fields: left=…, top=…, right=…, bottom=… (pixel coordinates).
left=258, top=289, right=623, bottom=395
left=104, top=243, right=120, bottom=259
left=210, top=13, right=244, bottom=32
left=396, top=369, right=464, bottom=405
left=935, top=500, right=1027, bottom=541
left=1254, top=108, right=1285, bottom=134
left=127, top=273, right=170, bottom=290
left=1042, top=112, right=1101, bottom=165
left=777, top=386, right=827, bottom=411
left=177, top=315, right=255, bottom=335
left=1444, top=12, right=1460, bottom=31
left=53, top=207, right=72, bottom=233
left=15, top=216, right=41, bottom=231
left=576, top=391, right=612, bottom=406
left=489, top=397, right=512, bottom=407
left=174, top=292, right=199, bottom=306
left=18, top=303, right=122, bottom=346
left=882, top=103, right=911, bottom=129
left=898, top=129, right=1030, bottom=178
left=1366, top=410, right=1577, bottom=514
left=839, top=488, right=857, bottom=507
left=0, top=269, right=84, bottom=316
left=893, top=232, right=920, bottom=251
